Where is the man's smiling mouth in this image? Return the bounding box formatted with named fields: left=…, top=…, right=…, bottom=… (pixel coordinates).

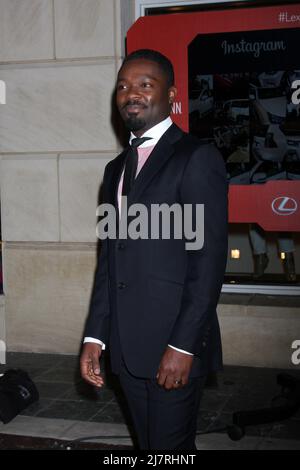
left=124, top=102, right=147, bottom=114
left=126, top=105, right=143, bottom=113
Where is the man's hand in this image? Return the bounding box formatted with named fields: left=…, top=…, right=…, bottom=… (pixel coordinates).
left=80, top=342, right=104, bottom=388
left=156, top=346, right=194, bottom=390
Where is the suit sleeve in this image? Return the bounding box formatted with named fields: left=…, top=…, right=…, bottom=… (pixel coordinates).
left=83, top=164, right=112, bottom=344
left=168, top=143, right=228, bottom=355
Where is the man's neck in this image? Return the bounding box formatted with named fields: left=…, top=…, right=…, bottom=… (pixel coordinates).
left=129, top=116, right=173, bottom=148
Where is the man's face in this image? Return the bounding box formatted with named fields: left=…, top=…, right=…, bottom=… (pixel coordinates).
left=116, top=59, right=177, bottom=136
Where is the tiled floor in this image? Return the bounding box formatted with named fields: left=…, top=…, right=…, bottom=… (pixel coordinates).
left=0, top=352, right=300, bottom=448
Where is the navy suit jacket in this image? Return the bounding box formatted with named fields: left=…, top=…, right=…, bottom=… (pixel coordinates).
left=85, top=123, right=228, bottom=378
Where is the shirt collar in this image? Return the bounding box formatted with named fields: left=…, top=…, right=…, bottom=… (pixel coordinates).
left=129, top=116, right=173, bottom=148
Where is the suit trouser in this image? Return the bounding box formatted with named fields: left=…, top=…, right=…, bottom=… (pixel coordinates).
left=119, top=358, right=206, bottom=450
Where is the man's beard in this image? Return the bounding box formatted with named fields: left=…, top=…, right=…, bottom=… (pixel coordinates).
left=124, top=115, right=146, bottom=132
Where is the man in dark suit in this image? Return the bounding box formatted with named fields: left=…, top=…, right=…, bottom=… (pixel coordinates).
left=80, top=49, right=228, bottom=450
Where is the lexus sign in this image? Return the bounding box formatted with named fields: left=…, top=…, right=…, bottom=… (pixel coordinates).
left=271, top=197, right=298, bottom=216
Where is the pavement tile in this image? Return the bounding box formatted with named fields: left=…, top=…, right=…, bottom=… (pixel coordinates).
left=35, top=399, right=107, bottom=421
left=0, top=352, right=299, bottom=449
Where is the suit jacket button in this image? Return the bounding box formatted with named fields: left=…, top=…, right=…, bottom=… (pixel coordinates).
left=118, top=282, right=126, bottom=289
left=118, top=242, right=125, bottom=250
left=202, top=341, right=207, bottom=348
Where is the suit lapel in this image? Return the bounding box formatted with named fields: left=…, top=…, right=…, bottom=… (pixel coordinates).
left=128, top=123, right=183, bottom=205
left=107, top=150, right=126, bottom=208
left=107, top=123, right=184, bottom=215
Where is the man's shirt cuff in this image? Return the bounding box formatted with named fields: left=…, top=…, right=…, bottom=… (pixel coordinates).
left=83, top=337, right=106, bottom=350
left=168, top=344, right=193, bottom=355
left=83, top=340, right=191, bottom=355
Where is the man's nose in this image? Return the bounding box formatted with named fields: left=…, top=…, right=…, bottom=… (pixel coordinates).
left=126, top=85, right=142, bottom=100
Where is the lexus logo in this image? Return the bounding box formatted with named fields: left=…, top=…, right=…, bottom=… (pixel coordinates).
left=271, top=197, right=298, bottom=215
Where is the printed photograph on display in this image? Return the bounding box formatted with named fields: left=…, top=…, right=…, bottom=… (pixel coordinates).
left=188, top=28, right=300, bottom=187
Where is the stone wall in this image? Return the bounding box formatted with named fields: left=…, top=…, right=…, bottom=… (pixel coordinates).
left=0, top=0, right=134, bottom=355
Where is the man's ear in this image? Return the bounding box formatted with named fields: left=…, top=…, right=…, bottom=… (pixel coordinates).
left=168, top=86, right=177, bottom=104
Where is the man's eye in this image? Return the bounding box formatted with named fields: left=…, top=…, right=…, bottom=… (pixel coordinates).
left=142, top=83, right=152, bottom=88
left=117, top=84, right=126, bottom=90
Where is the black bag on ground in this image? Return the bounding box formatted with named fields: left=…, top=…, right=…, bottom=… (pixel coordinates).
left=0, top=369, right=39, bottom=424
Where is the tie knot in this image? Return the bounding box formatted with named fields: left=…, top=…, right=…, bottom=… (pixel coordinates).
left=131, top=137, right=152, bottom=149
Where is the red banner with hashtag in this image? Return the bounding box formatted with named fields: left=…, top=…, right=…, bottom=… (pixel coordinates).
left=127, top=4, right=300, bottom=231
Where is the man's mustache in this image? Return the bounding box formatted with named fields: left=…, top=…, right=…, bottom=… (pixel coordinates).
left=123, top=100, right=147, bottom=109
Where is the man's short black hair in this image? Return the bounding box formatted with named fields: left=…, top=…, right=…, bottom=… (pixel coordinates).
left=122, top=49, right=175, bottom=87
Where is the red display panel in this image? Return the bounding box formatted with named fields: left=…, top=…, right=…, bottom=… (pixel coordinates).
left=127, top=5, right=300, bottom=231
